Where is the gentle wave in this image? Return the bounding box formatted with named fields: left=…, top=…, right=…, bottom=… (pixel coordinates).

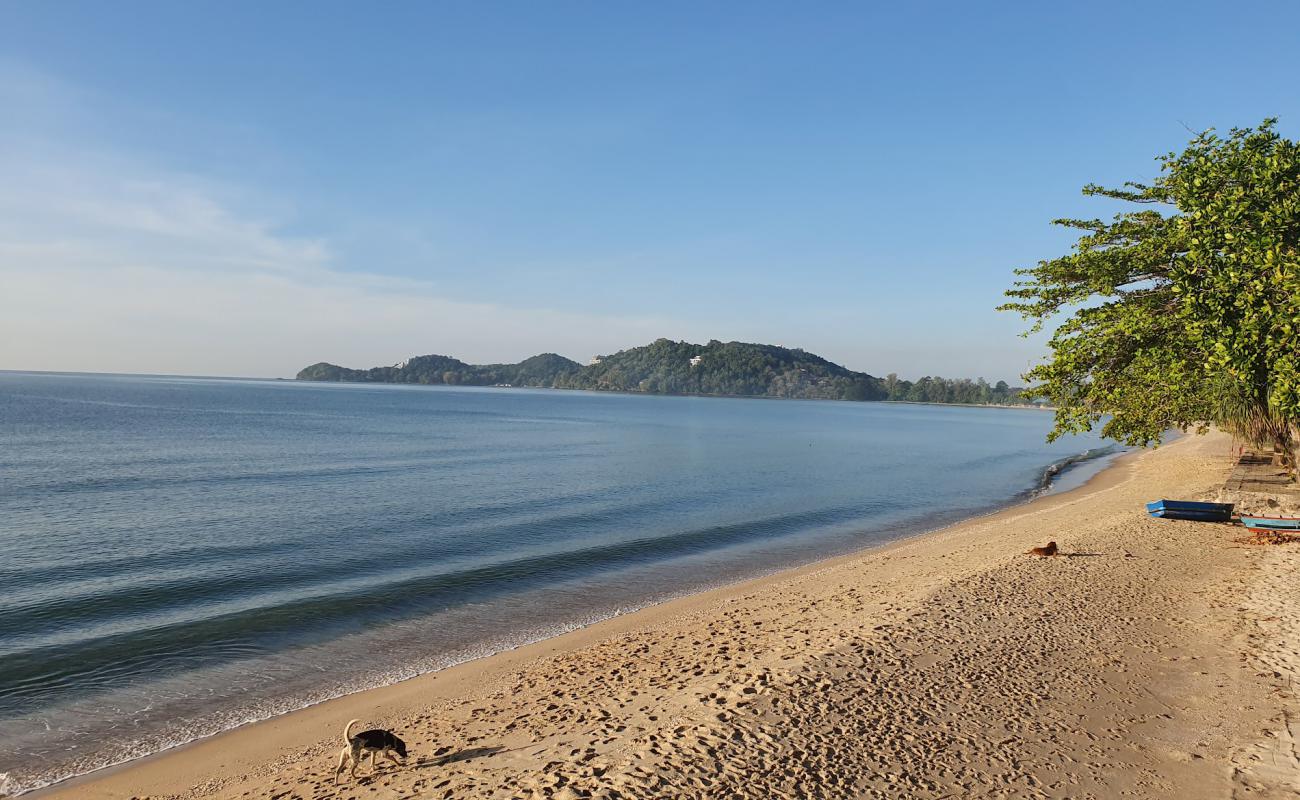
left=2, top=496, right=908, bottom=702
left=1033, top=444, right=1123, bottom=494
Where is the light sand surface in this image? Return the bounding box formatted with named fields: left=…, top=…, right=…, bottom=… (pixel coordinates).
left=29, top=431, right=1300, bottom=799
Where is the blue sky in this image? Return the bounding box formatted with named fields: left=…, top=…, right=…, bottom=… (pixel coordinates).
left=2, top=2, right=1297, bottom=380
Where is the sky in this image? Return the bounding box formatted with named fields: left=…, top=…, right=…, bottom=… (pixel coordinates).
left=1, top=2, right=1298, bottom=382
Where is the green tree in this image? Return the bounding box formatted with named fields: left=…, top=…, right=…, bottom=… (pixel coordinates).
left=1001, top=120, right=1300, bottom=462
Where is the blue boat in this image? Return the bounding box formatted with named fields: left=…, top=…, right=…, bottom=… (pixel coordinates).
left=1240, top=516, right=1300, bottom=533
left=1146, top=499, right=1235, bottom=521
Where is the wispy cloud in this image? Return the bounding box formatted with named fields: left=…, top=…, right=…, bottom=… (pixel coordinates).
left=0, top=67, right=706, bottom=377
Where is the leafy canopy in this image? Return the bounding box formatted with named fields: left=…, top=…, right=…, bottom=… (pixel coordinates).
left=1001, top=120, right=1300, bottom=447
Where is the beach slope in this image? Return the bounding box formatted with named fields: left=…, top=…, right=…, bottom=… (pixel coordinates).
left=34, top=431, right=1300, bottom=799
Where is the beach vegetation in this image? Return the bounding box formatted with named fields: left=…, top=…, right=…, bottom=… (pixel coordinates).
left=1002, top=120, right=1300, bottom=468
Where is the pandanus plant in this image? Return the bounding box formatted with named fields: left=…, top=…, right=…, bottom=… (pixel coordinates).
left=1212, top=371, right=1297, bottom=476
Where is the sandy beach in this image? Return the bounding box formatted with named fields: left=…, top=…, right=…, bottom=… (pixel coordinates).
left=27, top=430, right=1300, bottom=800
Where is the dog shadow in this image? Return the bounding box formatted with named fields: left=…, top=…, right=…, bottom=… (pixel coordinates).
left=415, top=745, right=508, bottom=768
left=1061, top=551, right=1102, bottom=558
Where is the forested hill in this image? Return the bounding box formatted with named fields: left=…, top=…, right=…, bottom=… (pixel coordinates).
left=297, top=339, right=1032, bottom=404
left=295, top=352, right=583, bottom=388
left=558, top=339, right=883, bottom=400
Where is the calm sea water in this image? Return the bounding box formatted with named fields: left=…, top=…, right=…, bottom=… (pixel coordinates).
left=0, top=372, right=1118, bottom=794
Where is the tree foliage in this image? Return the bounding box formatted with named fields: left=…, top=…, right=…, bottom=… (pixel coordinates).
left=878, top=374, right=1026, bottom=405
left=1001, top=120, right=1300, bottom=455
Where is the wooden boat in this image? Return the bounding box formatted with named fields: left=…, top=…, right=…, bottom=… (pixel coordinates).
left=1240, top=515, right=1300, bottom=533
left=1145, top=499, right=1235, bottom=521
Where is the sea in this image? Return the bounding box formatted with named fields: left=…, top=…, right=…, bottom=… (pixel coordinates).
left=0, top=371, right=1121, bottom=794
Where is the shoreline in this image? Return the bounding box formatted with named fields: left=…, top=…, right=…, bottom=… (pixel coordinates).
left=12, top=444, right=1118, bottom=796
left=294, top=379, right=1049, bottom=410
left=6, top=370, right=1045, bottom=410
left=27, top=437, right=1148, bottom=799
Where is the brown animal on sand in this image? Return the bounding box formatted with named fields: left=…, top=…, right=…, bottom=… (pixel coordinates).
left=1026, top=541, right=1058, bottom=557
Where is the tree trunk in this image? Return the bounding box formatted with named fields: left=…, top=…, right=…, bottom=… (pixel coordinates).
left=1291, top=424, right=1300, bottom=482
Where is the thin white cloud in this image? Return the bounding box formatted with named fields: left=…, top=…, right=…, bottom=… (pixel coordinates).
left=0, top=150, right=331, bottom=271
left=0, top=86, right=706, bottom=376
left=0, top=258, right=697, bottom=377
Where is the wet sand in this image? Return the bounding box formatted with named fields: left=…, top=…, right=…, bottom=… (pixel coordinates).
left=29, top=430, right=1300, bottom=799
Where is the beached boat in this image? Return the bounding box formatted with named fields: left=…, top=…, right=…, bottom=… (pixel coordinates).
left=1240, top=515, right=1300, bottom=533
left=1145, top=499, right=1234, bottom=521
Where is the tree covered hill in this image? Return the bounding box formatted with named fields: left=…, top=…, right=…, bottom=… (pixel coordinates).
left=297, top=338, right=1032, bottom=405
left=557, top=338, right=884, bottom=400
left=295, top=352, right=582, bottom=387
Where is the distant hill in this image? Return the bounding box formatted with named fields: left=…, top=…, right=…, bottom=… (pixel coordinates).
left=296, top=338, right=1032, bottom=405
left=296, top=352, right=582, bottom=388
left=557, top=338, right=884, bottom=400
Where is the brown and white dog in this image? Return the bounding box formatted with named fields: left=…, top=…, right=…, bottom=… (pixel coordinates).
left=335, top=719, right=408, bottom=783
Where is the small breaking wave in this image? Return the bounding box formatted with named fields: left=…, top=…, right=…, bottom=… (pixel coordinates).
left=1032, top=444, right=1124, bottom=496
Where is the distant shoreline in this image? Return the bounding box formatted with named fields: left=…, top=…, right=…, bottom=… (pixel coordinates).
left=293, top=376, right=1046, bottom=409
left=3, top=369, right=1045, bottom=410
left=882, top=399, right=1051, bottom=411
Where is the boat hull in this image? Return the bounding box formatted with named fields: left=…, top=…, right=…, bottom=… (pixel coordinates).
left=1240, top=515, right=1300, bottom=532
left=1146, top=499, right=1234, bottom=522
